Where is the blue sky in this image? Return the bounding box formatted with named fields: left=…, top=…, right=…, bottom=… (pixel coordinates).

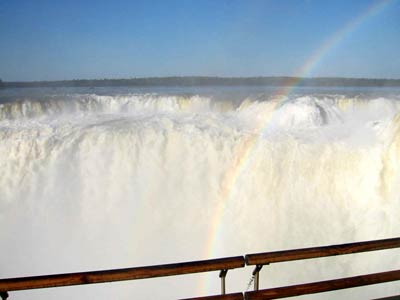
left=0, top=0, right=399, bottom=81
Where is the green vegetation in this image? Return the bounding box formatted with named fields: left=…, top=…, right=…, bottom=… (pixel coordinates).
left=1, top=76, right=400, bottom=88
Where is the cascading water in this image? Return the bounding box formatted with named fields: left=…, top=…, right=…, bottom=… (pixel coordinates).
left=1, top=87, right=400, bottom=299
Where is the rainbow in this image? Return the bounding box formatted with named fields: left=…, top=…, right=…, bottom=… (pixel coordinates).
left=200, top=0, right=394, bottom=294
left=296, top=0, right=393, bottom=79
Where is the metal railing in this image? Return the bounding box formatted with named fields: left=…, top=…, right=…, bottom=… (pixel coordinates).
left=0, top=256, right=245, bottom=299
left=0, top=237, right=399, bottom=299
left=244, top=270, right=400, bottom=300
left=245, top=237, right=400, bottom=292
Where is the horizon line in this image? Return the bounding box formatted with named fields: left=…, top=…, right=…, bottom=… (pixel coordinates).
left=2, top=75, right=400, bottom=84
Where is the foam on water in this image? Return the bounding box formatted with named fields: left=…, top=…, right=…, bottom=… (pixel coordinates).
left=1, top=89, right=400, bottom=299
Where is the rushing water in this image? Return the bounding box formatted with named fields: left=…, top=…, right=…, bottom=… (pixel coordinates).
left=1, top=86, right=400, bottom=299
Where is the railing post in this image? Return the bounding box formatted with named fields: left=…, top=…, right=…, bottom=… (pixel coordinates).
left=219, top=269, right=228, bottom=295
left=253, top=265, right=264, bottom=291
left=0, top=291, right=9, bottom=300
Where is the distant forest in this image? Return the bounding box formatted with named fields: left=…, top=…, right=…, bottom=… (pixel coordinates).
left=1, top=76, right=400, bottom=88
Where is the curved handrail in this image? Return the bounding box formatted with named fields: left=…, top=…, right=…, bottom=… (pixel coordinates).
left=245, top=237, right=400, bottom=266
left=0, top=256, right=244, bottom=292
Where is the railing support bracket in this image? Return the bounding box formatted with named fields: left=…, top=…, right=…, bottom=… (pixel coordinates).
left=253, top=264, right=265, bottom=291
left=0, top=291, right=9, bottom=300
left=219, top=269, right=228, bottom=295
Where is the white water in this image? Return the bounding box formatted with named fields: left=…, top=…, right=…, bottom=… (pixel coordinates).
left=1, top=88, right=400, bottom=299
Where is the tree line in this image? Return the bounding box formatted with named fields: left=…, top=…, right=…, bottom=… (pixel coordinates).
left=1, top=76, right=400, bottom=88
